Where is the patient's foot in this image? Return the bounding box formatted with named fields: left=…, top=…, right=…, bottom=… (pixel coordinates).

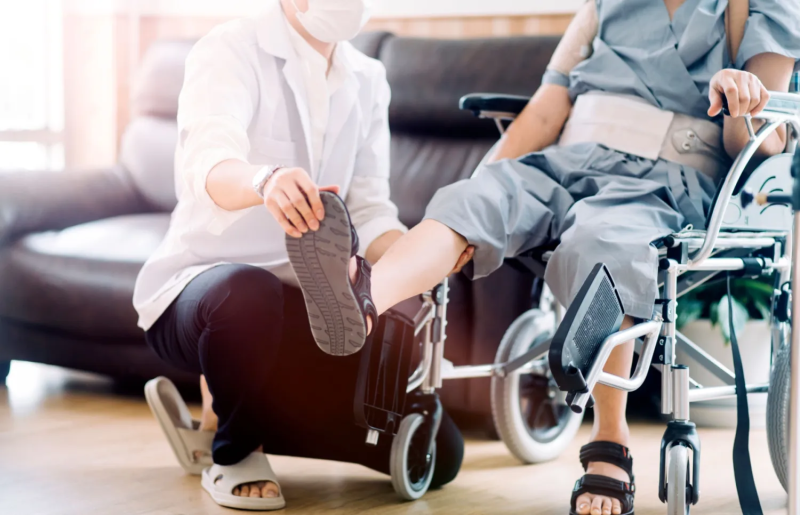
left=574, top=433, right=631, bottom=515
left=349, top=256, right=373, bottom=335
left=288, top=191, right=375, bottom=356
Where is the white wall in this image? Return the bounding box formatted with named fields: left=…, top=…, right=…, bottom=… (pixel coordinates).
left=64, top=0, right=583, bottom=17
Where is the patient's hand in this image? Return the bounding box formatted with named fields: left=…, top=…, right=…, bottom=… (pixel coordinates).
left=708, top=69, right=770, bottom=118
left=450, top=246, right=475, bottom=275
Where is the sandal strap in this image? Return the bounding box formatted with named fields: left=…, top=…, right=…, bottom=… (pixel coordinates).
left=208, top=452, right=282, bottom=496
left=571, top=474, right=635, bottom=514
left=579, top=441, right=634, bottom=479
left=354, top=256, right=378, bottom=330
left=349, top=211, right=360, bottom=257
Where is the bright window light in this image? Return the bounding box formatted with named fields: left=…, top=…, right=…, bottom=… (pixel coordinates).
left=0, top=0, right=64, bottom=171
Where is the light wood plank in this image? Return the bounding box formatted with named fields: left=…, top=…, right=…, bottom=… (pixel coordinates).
left=0, top=362, right=787, bottom=514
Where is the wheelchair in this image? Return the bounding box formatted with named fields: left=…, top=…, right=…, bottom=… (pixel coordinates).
left=367, top=87, right=800, bottom=510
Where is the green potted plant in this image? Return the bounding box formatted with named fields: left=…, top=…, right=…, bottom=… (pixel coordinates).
left=675, top=276, right=774, bottom=428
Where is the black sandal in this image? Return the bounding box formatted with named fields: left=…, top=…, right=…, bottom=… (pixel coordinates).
left=569, top=441, right=635, bottom=515
left=287, top=191, right=378, bottom=357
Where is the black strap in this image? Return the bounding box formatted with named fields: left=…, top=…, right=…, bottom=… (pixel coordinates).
left=579, top=441, right=634, bottom=481
left=728, top=274, right=763, bottom=515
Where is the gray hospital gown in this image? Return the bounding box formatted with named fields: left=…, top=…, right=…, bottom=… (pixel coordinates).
left=424, top=0, right=800, bottom=319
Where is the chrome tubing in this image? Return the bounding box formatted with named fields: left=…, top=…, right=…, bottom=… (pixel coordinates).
left=686, top=257, right=771, bottom=272
left=430, top=278, right=449, bottom=389
left=672, top=366, right=691, bottom=421
left=440, top=360, right=548, bottom=380
left=413, top=300, right=435, bottom=337
left=687, top=383, right=769, bottom=403
left=661, top=364, right=673, bottom=415
left=571, top=320, right=663, bottom=411
left=691, top=120, right=783, bottom=267
left=409, top=318, right=433, bottom=394
left=676, top=331, right=736, bottom=385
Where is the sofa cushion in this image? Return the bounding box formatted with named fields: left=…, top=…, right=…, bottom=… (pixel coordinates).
left=119, top=117, right=180, bottom=212
left=0, top=214, right=169, bottom=339
left=381, top=36, right=562, bottom=137
left=389, top=133, right=495, bottom=227
left=132, top=41, right=195, bottom=120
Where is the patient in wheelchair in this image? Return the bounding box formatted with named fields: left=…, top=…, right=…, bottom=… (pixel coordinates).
left=289, top=0, right=800, bottom=514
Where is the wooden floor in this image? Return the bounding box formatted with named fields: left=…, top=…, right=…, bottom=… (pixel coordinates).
left=0, top=362, right=788, bottom=515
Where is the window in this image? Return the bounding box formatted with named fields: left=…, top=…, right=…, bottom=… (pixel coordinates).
left=0, top=0, right=64, bottom=171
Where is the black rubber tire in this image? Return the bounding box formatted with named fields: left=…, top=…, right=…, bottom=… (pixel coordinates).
left=767, top=341, right=791, bottom=492
left=0, top=361, right=10, bottom=384
left=391, top=413, right=437, bottom=501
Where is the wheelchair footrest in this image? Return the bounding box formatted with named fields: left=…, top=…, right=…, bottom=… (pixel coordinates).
left=353, top=309, right=418, bottom=436
left=549, top=263, right=626, bottom=402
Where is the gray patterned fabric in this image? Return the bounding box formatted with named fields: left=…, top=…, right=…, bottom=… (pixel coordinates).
left=424, top=0, right=800, bottom=318
left=569, top=0, right=800, bottom=121
left=424, top=144, right=715, bottom=319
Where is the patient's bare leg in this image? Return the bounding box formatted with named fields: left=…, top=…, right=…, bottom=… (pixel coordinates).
left=347, top=220, right=468, bottom=334
left=371, top=219, right=468, bottom=314
left=575, top=316, right=635, bottom=515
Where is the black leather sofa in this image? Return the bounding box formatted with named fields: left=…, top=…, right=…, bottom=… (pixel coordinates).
left=0, top=32, right=561, bottom=416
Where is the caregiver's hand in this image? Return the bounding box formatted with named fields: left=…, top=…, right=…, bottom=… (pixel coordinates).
left=708, top=69, right=770, bottom=118
left=263, top=167, right=340, bottom=238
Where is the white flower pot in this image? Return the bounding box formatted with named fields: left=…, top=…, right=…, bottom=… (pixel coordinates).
left=675, top=319, right=771, bottom=429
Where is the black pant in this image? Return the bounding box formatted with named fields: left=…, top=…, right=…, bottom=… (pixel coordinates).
left=145, top=264, right=463, bottom=487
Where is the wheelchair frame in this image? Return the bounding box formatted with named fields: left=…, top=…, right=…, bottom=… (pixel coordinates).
left=391, top=90, right=800, bottom=512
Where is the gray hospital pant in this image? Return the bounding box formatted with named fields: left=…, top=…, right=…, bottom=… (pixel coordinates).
left=424, top=143, right=717, bottom=319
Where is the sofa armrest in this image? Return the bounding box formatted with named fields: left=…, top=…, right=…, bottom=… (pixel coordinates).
left=0, top=166, right=151, bottom=246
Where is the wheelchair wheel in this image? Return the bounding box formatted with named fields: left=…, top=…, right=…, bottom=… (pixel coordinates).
left=390, top=413, right=436, bottom=501
left=767, top=335, right=791, bottom=491
left=667, top=444, right=691, bottom=515
left=491, top=309, right=583, bottom=464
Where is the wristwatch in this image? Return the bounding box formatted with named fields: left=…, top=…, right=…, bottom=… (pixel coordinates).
left=252, top=164, right=284, bottom=199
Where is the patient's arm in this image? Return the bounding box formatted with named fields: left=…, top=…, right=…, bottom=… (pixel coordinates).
left=489, top=85, right=573, bottom=162
left=716, top=53, right=796, bottom=159
left=488, top=1, right=597, bottom=163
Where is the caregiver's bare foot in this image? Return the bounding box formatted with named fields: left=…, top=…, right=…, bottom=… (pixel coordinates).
left=349, top=256, right=373, bottom=335
left=213, top=447, right=280, bottom=499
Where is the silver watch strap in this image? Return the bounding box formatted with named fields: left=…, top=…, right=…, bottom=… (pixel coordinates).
left=254, top=164, right=284, bottom=199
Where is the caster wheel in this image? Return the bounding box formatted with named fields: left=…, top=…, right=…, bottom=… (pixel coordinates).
left=667, top=444, right=691, bottom=515
left=390, top=413, right=436, bottom=500
left=491, top=309, right=583, bottom=463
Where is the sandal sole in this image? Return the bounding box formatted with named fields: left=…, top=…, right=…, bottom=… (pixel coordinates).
left=286, top=192, right=367, bottom=356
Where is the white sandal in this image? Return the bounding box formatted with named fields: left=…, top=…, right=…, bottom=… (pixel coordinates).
left=144, top=376, right=213, bottom=475
left=201, top=452, right=286, bottom=511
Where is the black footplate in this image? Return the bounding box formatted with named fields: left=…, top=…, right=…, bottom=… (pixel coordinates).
left=549, top=263, right=626, bottom=397
left=353, top=309, right=417, bottom=436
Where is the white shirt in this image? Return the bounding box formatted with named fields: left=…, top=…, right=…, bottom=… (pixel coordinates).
left=132, top=2, right=407, bottom=330
left=285, top=20, right=341, bottom=172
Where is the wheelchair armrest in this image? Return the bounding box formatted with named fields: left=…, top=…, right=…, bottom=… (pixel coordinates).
left=459, top=93, right=531, bottom=121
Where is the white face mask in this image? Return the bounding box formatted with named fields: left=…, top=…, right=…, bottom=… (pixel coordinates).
left=291, top=0, right=372, bottom=43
